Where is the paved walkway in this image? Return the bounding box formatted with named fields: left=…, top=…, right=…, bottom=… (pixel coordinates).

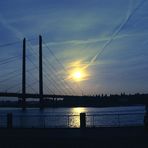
left=0, top=127, right=148, bottom=148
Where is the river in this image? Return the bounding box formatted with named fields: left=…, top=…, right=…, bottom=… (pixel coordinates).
left=0, top=106, right=145, bottom=128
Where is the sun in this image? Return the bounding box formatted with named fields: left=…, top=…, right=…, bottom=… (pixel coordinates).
left=74, top=71, right=81, bottom=79
left=72, top=70, right=83, bottom=81
left=67, top=60, right=90, bottom=82
left=71, top=69, right=84, bottom=81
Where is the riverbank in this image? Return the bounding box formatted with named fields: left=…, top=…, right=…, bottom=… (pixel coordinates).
left=0, top=127, right=147, bottom=148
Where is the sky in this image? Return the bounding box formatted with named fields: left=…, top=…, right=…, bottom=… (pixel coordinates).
left=0, top=0, right=148, bottom=95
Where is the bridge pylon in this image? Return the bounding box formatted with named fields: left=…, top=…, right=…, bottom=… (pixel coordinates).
left=22, top=38, right=26, bottom=108
left=39, top=35, right=44, bottom=104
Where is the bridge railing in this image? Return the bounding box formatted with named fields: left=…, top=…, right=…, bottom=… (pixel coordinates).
left=0, top=112, right=144, bottom=128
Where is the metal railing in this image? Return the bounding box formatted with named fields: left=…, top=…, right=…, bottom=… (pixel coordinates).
left=86, top=113, right=144, bottom=127
left=0, top=112, right=144, bottom=128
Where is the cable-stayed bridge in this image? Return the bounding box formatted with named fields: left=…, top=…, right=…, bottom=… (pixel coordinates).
left=0, top=35, right=83, bottom=105
left=1, top=35, right=148, bottom=108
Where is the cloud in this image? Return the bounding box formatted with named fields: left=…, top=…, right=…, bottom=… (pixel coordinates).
left=0, top=14, right=24, bottom=40
left=43, top=31, right=148, bottom=47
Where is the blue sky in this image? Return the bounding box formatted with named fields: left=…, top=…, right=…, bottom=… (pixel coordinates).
left=0, top=0, right=148, bottom=95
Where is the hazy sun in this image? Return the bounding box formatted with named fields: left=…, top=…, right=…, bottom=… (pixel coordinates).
left=73, top=71, right=82, bottom=79
left=67, top=60, right=90, bottom=82
left=72, top=70, right=85, bottom=81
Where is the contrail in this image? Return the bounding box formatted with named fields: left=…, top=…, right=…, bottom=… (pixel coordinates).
left=83, top=0, right=146, bottom=70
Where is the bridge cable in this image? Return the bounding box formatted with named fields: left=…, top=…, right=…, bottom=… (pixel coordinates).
left=42, top=40, right=83, bottom=95
left=26, top=55, right=60, bottom=95
left=28, top=43, right=73, bottom=95
left=27, top=43, right=70, bottom=95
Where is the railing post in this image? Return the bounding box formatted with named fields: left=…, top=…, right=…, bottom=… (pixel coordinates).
left=118, top=114, right=120, bottom=126
left=67, top=115, right=69, bottom=128
left=144, top=105, right=148, bottom=129
left=80, top=113, right=86, bottom=128
left=7, top=113, right=13, bottom=128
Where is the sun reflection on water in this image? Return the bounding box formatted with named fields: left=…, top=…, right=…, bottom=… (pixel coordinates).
left=69, top=107, right=88, bottom=128
left=70, top=107, right=88, bottom=115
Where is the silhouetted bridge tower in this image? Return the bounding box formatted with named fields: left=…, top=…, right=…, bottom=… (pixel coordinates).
left=22, top=35, right=44, bottom=104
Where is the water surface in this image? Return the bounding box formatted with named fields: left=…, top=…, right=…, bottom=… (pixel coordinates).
left=0, top=106, right=145, bottom=128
